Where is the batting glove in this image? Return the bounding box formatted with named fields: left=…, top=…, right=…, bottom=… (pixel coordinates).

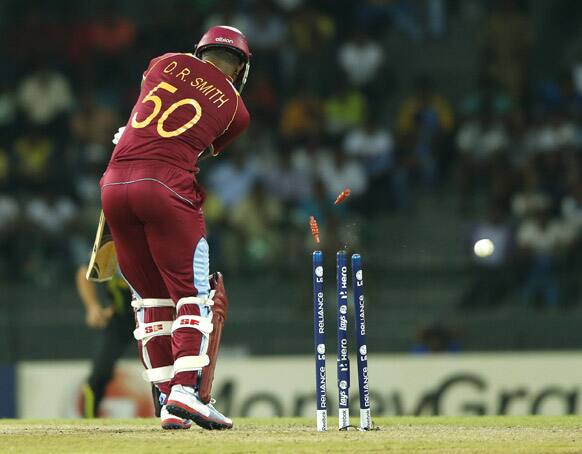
left=112, top=126, right=126, bottom=145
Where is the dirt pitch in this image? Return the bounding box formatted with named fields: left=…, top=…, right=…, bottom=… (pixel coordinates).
left=1, top=416, right=582, bottom=453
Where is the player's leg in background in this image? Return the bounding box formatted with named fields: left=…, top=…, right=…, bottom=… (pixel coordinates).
left=81, top=306, right=135, bottom=418
left=101, top=184, right=175, bottom=398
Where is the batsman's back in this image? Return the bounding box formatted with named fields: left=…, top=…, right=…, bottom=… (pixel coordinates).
left=111, top=53, right=243, bottom=172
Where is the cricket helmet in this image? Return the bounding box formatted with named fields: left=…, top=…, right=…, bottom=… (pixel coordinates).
left=195, top=25, right=251, bottom=93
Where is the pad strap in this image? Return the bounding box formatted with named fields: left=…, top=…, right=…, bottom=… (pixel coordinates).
left=173, top=355, right=210, bottom=374
left=142, top=365, right=173, bottom=383
left=176, top=292, right=215, bottom=313
left=131, top=298, right=175, bottom=309
left=134, top=321, right=173, bottom=342
left=171, top=315, right=213, bottom=335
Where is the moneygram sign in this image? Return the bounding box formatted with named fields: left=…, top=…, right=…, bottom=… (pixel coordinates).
left=210, top=353, right=582, bottom=417
left=16, top=353, right=582, bottom=418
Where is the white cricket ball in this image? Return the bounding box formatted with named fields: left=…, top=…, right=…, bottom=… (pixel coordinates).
left=474, top=238, right=495, bottom=258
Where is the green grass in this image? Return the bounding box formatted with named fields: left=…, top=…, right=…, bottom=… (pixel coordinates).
left=1, top=416, right=582, bottom=453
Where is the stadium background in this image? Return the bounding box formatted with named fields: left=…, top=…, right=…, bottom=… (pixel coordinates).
left=0, top=0, right=582, bottom=419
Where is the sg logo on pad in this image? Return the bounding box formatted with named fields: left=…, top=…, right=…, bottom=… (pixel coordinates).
left=145, top=324, right=165, bottom=334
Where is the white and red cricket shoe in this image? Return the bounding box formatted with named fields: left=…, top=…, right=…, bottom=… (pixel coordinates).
left=166, top=385, right=233, bottom=430
left=160, top=405, right=192, bottom=430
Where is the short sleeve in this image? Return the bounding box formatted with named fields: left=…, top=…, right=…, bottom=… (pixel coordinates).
left=212, top=101, right=250, bottom=154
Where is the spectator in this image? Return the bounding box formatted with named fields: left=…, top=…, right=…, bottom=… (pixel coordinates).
left=517, top=205, right=574, bottom=308
left=243, top=2, right=286, bottom=54
left=246, top=70, right=278, bottom=126
left=481, top=0, right=533, bottom=101
left=411, top=323, right=461, bottom=353
left=69, top=91, right=121, bottom=195
left=70, top=92, right=120, bottom=149
left=206, top=151, right=259, bottom=209
left=289, top=139, right=331, bottom=179
left=17, top=67, right=74, bottom=132
left=535, top=72, right=582, bottom=117
left=24, top=192, right=77, bottom=236
left=243, top=2, right=286, bottom=82
left=343, top=116, right=395, bottom=176
left=318, top=148, right=368, bottom=200
left=12, top=129, right=58, bottom=189
left=397, top=76, right=454, bottom=136
left=228, top=182, right=284, bottom=269
left=357, top=0, right=424, bottom=41
left=279, top=88, right=323, bottom=143
left=456, top=104, right=509, bottom=211
left=553, top=111, right=578, bottom=156
left=22, top=191, right=78, bottom=282
left=323, top=80, right=367, bottom=137
left=263, top=149, right=312, bottom=205
left=88, top=10, right=137, bottom=56
left=397, top=76, right=454, bottom=187
left=511, top=168, right=551, bottom=220
left=287, top=5, right=335, bottom=89
left=523, top=111, right=577, bottom=157
left=343, top=116, right=400, bottom=212
left=338, top=31, right=384, bottom=91
left=459, top=74, right=513, bottom=119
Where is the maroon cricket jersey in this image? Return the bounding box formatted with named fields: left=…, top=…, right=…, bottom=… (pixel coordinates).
left=111, top=52, right=250, bottom=172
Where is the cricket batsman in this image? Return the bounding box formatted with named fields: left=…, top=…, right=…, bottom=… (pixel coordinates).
left=100, top=26, right=251, bottom=430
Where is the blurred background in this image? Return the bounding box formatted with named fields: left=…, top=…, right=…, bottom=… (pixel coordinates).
left=1, top=0, right=582, bottom=419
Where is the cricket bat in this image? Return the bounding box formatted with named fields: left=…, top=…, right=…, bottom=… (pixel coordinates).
left=86, top=210, right=117, bottom=282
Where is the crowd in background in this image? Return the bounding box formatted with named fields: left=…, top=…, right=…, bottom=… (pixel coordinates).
left=0, top=0, right=581, bottom=311
left=458, top=0, right=582, bottom=309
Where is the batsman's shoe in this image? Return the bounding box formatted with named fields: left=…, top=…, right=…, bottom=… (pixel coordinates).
left=160, top=405, right=192, bottom=430
left=166, top=385, right=233, bottom=430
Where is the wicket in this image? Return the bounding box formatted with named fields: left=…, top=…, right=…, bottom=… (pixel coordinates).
left=312, top=250, right=372, bottom=431
left=312, top=251, right=328, bottom=432
left=352, top=253, right=372, bottom=430
left=336, top=251, right=350, bottom=429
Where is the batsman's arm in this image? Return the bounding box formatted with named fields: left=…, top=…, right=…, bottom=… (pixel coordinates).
left=210, top=102, right=250, bottom=156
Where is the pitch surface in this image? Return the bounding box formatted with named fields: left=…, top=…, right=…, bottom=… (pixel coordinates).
left=1, top=416, right=582, bottom=453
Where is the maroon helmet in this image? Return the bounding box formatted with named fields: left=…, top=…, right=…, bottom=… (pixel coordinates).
left=195, top=25, right=251, bottom=93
